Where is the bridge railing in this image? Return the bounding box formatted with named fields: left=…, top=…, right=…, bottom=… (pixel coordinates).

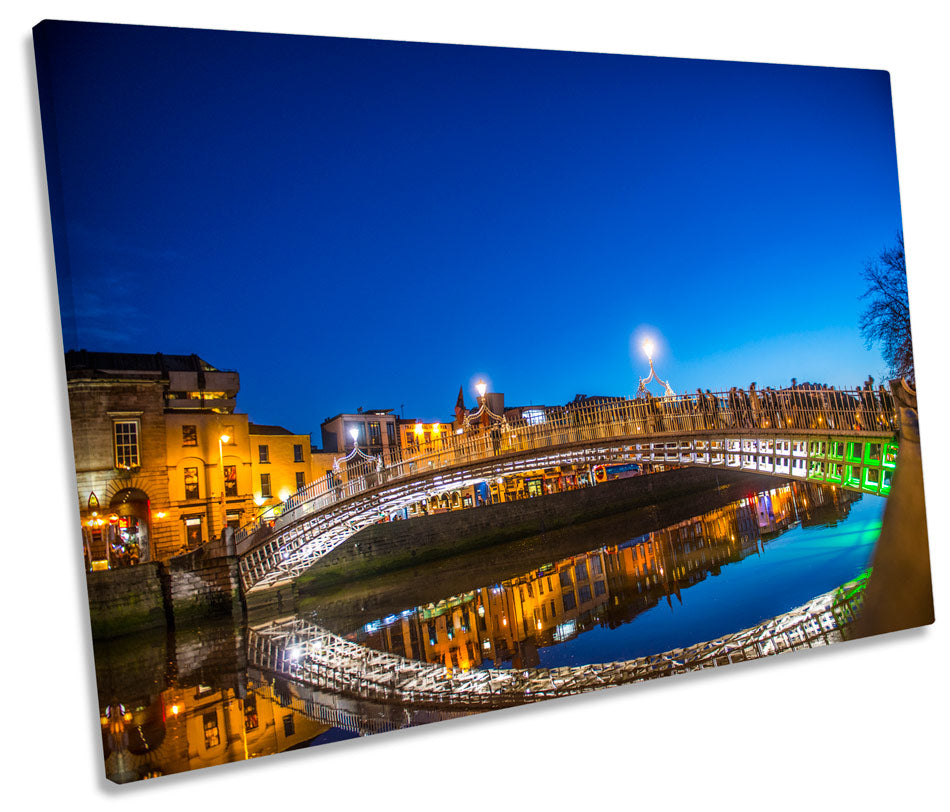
left=233, top=384, right=897, bottom=547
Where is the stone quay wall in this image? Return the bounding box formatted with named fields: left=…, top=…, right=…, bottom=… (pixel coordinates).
left=297, top=467, right=773, bottom=591
left=166, top=550, right=244, bottom=628
left=87, top=553, right=244, bottom=640
left=86, top=561, right=169, bottom=639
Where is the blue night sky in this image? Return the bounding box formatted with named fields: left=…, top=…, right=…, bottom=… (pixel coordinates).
left=35, top=20, right=904, bottom=439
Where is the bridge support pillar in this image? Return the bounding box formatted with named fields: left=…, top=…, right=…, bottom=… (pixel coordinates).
left=851, top=380, right=934, bottom=638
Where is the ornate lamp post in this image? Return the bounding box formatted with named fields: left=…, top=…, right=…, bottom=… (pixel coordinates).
left=332, top=425, right=383, bottom=490
left=636, top=339, right=675, bottom=398
left=464, top=379, right=505, bottom=431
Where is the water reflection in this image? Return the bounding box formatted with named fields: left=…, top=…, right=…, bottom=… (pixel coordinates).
left=96, top=480, right=880, bottom=782
left=349, top=482, right=876, bottom=671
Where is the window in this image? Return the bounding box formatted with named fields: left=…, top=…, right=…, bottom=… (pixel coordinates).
left=559, top=569, right=572, bottom=588
left=184, top=467, right=199, bottom=500
left=594, top=580, right=606, bottom=597
left=283, top=714, right=295, bottom=737
left=387, top=422, right=396, bottom=447
left=368, top=422, right=382, bottom=446
left=224, top=465, right=237, bottom=496
left=260, top=473, right=272, bottom=498
left=295, top=471, right=306, bottom=491
left=113, top=420, right=140, bottom=468
left=244, top=695, right=259, bottom=731
left=224, top=425, right=234, bottom=443
left=578, top=584, right=592, bottom=604
left=203, top=712, right=220, bottom=748
left=259, top=445, right=269, bottom=463
left=182, top=425, right=197, bottom=446
left=563, top=591, right=577, bottom=612
left=293, top=443, right=304, bottom=463
left=185, top=517, right=202, bottom=547
left=574, top=562, right=589, bottom=582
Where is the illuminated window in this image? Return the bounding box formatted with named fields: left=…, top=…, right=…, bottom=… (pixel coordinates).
left=524, top=408, right=545, bottom=425
left=185, top=517, right=202, bottom=547
left=203, top=711, right=220, bottom=748
left=295, top=472, right=305, bottom=490
left=184, top=467, right=199, bottom=500
left=244, top=695, right=259, bottom=731
left=224, top=465, right=237, bottom=496
left=259, top=445, right=269, bottom=463
left=260, top=473, right=272, bottom=498
left=113, top=420, right=140, bottom=468
left=368, top=422, right=382, bottom=446
left=182, top=425, right=197, bottom=446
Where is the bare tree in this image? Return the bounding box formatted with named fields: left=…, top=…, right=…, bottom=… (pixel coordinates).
left=859, top=231, right=914, bottom=382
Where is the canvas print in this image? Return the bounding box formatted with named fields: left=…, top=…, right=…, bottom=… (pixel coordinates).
left=33, top=20, right=934, bottom=784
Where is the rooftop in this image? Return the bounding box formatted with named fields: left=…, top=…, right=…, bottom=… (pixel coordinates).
left=248, top=424, right=303, bottom=436
left=65, top=349, right=228, bottom=375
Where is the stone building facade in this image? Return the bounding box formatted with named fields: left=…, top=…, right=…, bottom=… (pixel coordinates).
left=66, top=351, right=248, bottom=563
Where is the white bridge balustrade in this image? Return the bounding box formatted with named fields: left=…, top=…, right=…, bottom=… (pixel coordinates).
left=236, top=386, right=899, bottom=594
left=248, top=575, right=869, bottom=710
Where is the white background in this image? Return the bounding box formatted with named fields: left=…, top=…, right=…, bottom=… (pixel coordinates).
left=2, top=2, right=946, bottom=807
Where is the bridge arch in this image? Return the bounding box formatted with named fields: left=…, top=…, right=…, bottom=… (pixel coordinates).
left=234, top=386, right=899, bottom=594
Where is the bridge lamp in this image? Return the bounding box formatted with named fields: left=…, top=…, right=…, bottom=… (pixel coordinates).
left=476, top=380, right=487, bottom=400
left=642, top=339, right=655, bottom=361
left=349, top=426, right=360, bottom=446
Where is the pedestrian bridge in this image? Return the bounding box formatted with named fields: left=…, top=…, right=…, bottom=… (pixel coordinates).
left=248, top=573, right=868, bottom=711
left=236, top=386, right=898, bottom=594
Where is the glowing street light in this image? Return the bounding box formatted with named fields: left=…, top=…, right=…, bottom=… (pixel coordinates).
left=475, top=380, right=487, bottom=400
left=642, top=339, right=655, bottom=361
left=349, top=426, right=360, bottom=447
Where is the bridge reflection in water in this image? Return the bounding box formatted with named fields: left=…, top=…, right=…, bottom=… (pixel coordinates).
left=248, top=481, right=876, bottom=710
left=236, top=385, right=899, bottom=593
left=98, top=480, right=879, bottom=782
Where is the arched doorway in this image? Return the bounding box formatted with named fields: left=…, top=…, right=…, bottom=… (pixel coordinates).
left=109, top=488, right=151, bottom=564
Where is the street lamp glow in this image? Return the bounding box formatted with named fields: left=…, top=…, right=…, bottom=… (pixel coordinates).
left=349, top=427, right=359, bottom=444
left=414, top=422, right=424, bottom=435
left=475, top=380, right=487, bottom=398
left=642, top=339, right=654, bottom=360
left=219, top=433, right=230, bottom=444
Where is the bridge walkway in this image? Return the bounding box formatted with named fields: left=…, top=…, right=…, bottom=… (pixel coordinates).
left=235, top=386, right=898, bottom=592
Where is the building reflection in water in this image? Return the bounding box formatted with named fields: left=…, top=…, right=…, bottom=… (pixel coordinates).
left=351, top=482, right=861, bottom=672
left=99, top=679, right=335, bottom=783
